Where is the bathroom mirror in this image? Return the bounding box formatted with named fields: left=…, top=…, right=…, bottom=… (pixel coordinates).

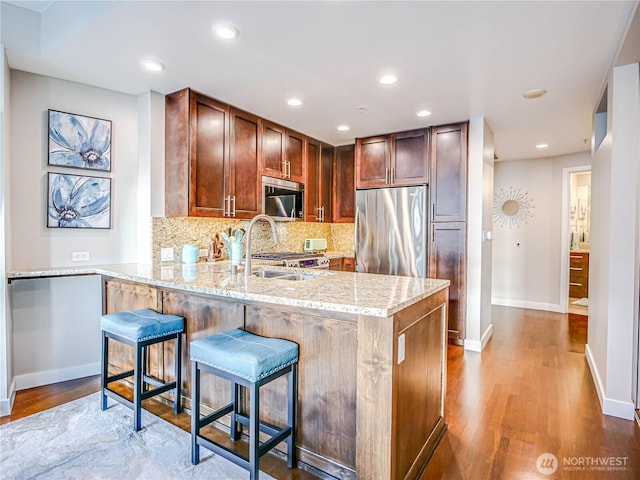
left=502, top=199, right=519, bottom=216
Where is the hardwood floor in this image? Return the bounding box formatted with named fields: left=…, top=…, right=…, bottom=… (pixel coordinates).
left=3, top=306, right=639, bottom=479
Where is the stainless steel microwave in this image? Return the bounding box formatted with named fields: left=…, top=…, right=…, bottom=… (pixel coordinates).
left=262, top=176, right=304, bottom=221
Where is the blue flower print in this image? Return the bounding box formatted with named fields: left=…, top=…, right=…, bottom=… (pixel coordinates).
left=48, top=174, right=110, bottom=228
left=49, top=111, right=111, bottom=170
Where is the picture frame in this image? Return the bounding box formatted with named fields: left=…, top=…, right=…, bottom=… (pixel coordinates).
left=47, top=173, right=111, bottom=229
left=48, top=109, right=112, bottom=171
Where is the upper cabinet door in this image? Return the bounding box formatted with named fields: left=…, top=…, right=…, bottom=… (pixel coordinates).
left=286, top=129, right=306, bottom=183
left=305, top=138, right=321, bottom=222
left=319, top=143, right=333, bottom=222
left=391, top=128, right=429, bottom=186
left=430, top=122, right=468, bottom=222
left=261, top=120, right=286, bottom=179
left=355, top=135, right=390, bottom=188
left=189, top=92, right=229, bottom=217
left=230, top=107, right=261, bottom=219
left=333, top=144, right=355, bottom=222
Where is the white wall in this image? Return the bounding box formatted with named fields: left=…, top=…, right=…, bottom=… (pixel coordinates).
left=4, top=71, right=143, bottom=394
left=492, top=151, right=591, bottom=311
left=0, top=45, right=14, bottom=415
left=586, top=62, right=640, bottom=420
left=465, top=117, right=494, bottom=351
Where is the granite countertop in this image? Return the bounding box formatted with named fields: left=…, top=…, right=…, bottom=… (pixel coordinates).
left=7, top=262, right=448, bottom=318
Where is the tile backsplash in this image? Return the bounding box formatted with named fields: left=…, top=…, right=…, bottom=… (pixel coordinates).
left=151, top=217, right=354, bottom=263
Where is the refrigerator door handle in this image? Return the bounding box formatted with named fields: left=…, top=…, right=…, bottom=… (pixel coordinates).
left=354, top=205, right=360, bottom=271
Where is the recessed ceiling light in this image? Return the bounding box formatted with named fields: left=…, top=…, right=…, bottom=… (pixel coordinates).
left=523, top=88, right=547, bottom=99
left=142, top=60, right=165, bottom=72
left=536, top=143, right=548, bottom=149
left=214, top=23, right=239, bottom=40
left=417, top=110, right=432, bottom=117
left=287, top=98, right=303, bottom=107
left=337, top=125, right=350, bottom=131
left=379, top=75, right=398, bottom=85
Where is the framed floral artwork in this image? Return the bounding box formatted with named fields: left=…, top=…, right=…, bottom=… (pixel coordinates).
left=48, top=109, right=111, bottom=171
left=47, top=173, right=111, bottom=229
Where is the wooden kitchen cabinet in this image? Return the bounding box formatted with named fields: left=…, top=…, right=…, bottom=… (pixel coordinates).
left=306, top=138, right=333, bottom=222
left=429, top=221, right=466, bottom=345
left=328, top=257, right=356, bottom=272
left=355, top=128, right=429, bottom=188
left=164, top=89, right=260, bottom=219
left=261, top=120, right=286, bottom=178
left=356, top=135, right=390, bottom=188
left=569, top=251, right=589, bottom=298
left=286, top=129, right=306, bottom=183
left=333, top=144, right=355, bottom=222
left=261, top=122, right=305, bottom=183
left=430, top=122, right=468, bottom=222
left=229, top=107, right=261, bottom=218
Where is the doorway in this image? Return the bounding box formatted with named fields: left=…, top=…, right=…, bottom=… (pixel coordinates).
left=561, top=166, right=591, bottom=314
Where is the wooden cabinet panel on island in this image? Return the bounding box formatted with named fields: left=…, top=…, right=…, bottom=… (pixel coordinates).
left=333, top=144, right=355, bottom=222
left=164, top=89, right=260, bottom=219
left=103, top=279, right=162, bottom=379
left=306, top=139, right=333, bottom=222
left=355, top=128, right=428, bottom=188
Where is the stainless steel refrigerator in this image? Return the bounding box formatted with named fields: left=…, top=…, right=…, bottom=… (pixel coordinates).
left=355, top=186, right=427, bottom=277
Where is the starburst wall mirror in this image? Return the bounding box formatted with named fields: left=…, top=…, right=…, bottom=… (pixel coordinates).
left=493, top=187, right=534, bottom=229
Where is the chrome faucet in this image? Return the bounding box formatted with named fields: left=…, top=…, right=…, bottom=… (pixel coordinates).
left=244, top=214, right=280, bottom=285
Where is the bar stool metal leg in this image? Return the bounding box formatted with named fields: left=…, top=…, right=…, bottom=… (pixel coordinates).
left=174, top=334, right=182, bottom=414
left=134, top=342, right=143, bottom=432
left=230, top=381, right=241, bottom=441
left=101, top=333, right=108, bottom=411
left=287, top=363, right=298, bottom=468
left=191, top=361, right=200, bottom=465
left=249, top=382, right=260, bottom=480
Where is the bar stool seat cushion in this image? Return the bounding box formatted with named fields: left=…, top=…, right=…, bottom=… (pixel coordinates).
left=101, top=308, right=184, bottom=342
left=190, top=329, right=298, bottom=382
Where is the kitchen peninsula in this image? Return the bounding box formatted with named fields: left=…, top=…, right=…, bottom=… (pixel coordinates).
left=8, top=263, right=449, bottom=480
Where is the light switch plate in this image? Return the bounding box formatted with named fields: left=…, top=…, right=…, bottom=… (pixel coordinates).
left=398, top=333, right=405, bottom=364
left=71, top=252, right=89, bottom=262
left=161, top=248, right=174, bottom=261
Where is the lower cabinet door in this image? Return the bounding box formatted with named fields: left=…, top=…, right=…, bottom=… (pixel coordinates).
left=428, top=222, right=466, bottom=344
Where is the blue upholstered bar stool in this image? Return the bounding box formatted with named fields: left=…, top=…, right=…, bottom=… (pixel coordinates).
left=100, top=308, right=185, bottom=431
left=190, top=329, right=298, bottom=480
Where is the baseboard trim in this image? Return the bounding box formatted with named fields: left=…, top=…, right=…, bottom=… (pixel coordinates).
left=585, top=344, right=635, bottom=420
left=15, top=362, right=100, bottom=391
left=491, top=298, right=563, bottom=313
left=0, top=378, right=16, bottom=417
left=464, top=324, right=494, bottom=352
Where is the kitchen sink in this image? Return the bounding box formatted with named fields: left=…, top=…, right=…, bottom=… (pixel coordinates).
left=252, top=268, right=328, bottom=281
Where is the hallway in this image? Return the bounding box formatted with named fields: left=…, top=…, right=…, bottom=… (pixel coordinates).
left=422, top=306, right=639, bottom=479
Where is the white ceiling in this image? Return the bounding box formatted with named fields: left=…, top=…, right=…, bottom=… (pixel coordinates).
left=2, top=0, right=637, bottom=160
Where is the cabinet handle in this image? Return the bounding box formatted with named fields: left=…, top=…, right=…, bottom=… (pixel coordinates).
left=570, top=267, right=583, bottom=271
left=385, top=167, right=389, bottom=184
left=391, top=167, right=395, bottom=183
left=570, top=255, right=583, bottom=259
left=569, top=282, right=582, bottom=286
left=224, top=195, right=230, bottom=217
left=321, top=206, right=325, bottom=222
left=231, top=196, right=236, bottom=217
left=431, top=224, right=435, bottom=243
left=432, top=203, right=435, bottom=220
left=287, top=161, right=291, bottom=179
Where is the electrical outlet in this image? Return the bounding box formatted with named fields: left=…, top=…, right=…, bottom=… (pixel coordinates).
left=72, top=252, right=89, bottom=262
left=161, top=248, right=174, bottom=261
